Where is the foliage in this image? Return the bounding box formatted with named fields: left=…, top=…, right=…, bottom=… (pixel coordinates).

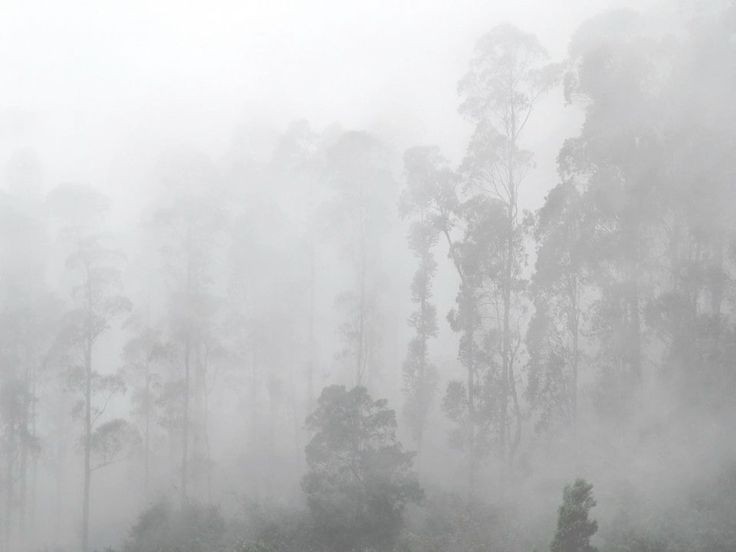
left=123, top=501, right=229, bottom=552
left=551, top=479, right=598, bottom=552
left=302, top=385, right=423, bottom=552
left=400, top=146, right=447, bottom=448
left=90, top=418, right=140, bottom=471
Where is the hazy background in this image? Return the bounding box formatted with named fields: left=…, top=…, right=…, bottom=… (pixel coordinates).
left=1, top=0, right=651, bottom=205
left=1, top=1, right=732, bottom=552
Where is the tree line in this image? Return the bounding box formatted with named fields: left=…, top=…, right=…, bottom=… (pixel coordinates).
left=0, top=2, right=735, bottom=551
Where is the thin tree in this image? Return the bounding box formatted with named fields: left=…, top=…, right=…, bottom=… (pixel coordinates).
left=121, top=321, right=170, bottom=497
left=458, top=24, right=559, bottom=464
left=527, top=181, right=587, bottom=433
left=61, top=234, right=133, bottom=552
left=151, top=166, right=224, bottom=505
left=400, top=147, right=445, bottom=453
left=326, top=131, right=394, bottom=386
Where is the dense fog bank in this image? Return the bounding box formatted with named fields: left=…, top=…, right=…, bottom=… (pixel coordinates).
left=1, top=1, right=735, bottom=551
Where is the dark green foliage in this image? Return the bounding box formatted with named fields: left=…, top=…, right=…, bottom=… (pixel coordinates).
left=302, top=385, right=423, bottom=552
left=551, top=479, right=598, bottom=552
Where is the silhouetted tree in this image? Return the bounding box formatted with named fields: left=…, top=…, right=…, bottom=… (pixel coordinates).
left=400, top=147, right=446, bottom=452
left=458, top=23, right=559, bottom=465
left=527, top=181, right=588, bottom=433
left=49, top=185, right=134, bottom=552
left=302, top=385, right=423, bottom=552
left=151, top=155, right=226, bottom=504
left=325, top=132, right=395, bottom=386
left=550, top=479, right=598, bottom=552
left=121, top=321, right=171, bottom=497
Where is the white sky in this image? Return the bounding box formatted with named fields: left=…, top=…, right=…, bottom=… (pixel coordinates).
left=0, top=0, right=652, bottom=205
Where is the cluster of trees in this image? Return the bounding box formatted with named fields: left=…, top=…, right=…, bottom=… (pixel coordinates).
left=121, top=385, right=600, bottom=552
left=0, top=1, right=735, bottom=551
left=0, top=121, right=404, bottom=552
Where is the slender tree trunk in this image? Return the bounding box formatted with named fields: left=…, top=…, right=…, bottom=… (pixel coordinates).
left=19, top=362, right=30, bottom=547
left=181, top=339, right=190, bottom=506
left=711, top=239, right=725, bottom=348
left=465, top=286, right=478, bottom=500
left=192, top=344, right=206, bottom=499
left=442, top=230, right=477, bottom=499
left=53, top=417, right=65, bottom=545
left=630, top=277, right=642, bottom=385
left=416, top=288, right=428, bottom=454
left=357, top=218, right=367, bottom=387
left=201, top=346, right=212, bottom=504
left=352, top=185, right=372, bottom=388
left=500, top=259, right=510, bottom=462
left=5, top=421, right=15, bottom=552
left=267, top=377, right=277, bottom=495
left=308, top=240, right=316, bottom=411
left=248, top=346, right=260, bottom=499
left=82, top=338, right=92, bottom=552
left=30, top=363, right=38, bottom=548
left=570, top=279, right=580, bottom=427
left=502, top=149, right=518, bottom=465
left=19, top=424, right=27, bottom=549
left=144, top=366, right=151, bottom=498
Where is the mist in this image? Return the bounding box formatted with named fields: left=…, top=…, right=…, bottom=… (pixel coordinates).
left=1, top=1, right=734, bottom=551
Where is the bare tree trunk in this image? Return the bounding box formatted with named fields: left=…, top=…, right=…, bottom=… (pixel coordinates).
left=144, top=366, right=151, bottom=498
left=357, top=226, right=367, bottom=387
left=308, top=240, right=316, bottom=411
left=353, top=189, right=370, bottom=388
left=465, top=286, right=478, bottom=501
left=630, top=276, right=642, bottom=385
left=19, top=362, right=30, bottom=547
left=416, top=290, right=429, bottom=454
left=82, top=339, right=92, bottom=552
left=248, top=347, right=260, bottom=499
left=30, top=363, right=39, bottom=549
left=5, top=422, right=15, bottom=552
left=570, top=279, right=580, bottom=427
left=181, top=339, right=191, bottom=507
left=19, top=420, right=26, bottom=550
left=200, top=346, right=212, bottom=504
left=501, top=151, right=516, bottom=466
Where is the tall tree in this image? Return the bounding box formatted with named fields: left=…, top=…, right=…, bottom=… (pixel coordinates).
left=399, top=146, right=498, bottom=496
left=121, top=320, right=170, bottom=497
left=49, top=184, right=135, bottom=552
left=151, top=151, right=226, bottom=505
left=458, top=23, right=558, bottom=465
left=399, top=147, right=447, bottom=452
left=270, top=119, right=325, bottom=414
left=527, top=180, right=588, bottom=434
left=561, top=11, right=666, bottom=413
left=443, top=194, right=509, bottom=493
left=325, top=131, right=395, bottom=387
left=645, top=3, right=736, bottom=405
left=0, top=183, right=58, bottom=550
left=61, top=235, right=134, bottom=552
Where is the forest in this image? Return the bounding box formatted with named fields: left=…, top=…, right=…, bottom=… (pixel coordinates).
left=1, top=1, right=736, bottom=551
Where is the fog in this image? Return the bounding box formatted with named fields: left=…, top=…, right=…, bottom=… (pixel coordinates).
left=1, top=1, right=734, bottom=551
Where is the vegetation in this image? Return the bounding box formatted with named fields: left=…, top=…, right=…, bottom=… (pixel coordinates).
left=551, top=480, right=598, bottom=552
left=0, top=2, right=735, bottom=552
